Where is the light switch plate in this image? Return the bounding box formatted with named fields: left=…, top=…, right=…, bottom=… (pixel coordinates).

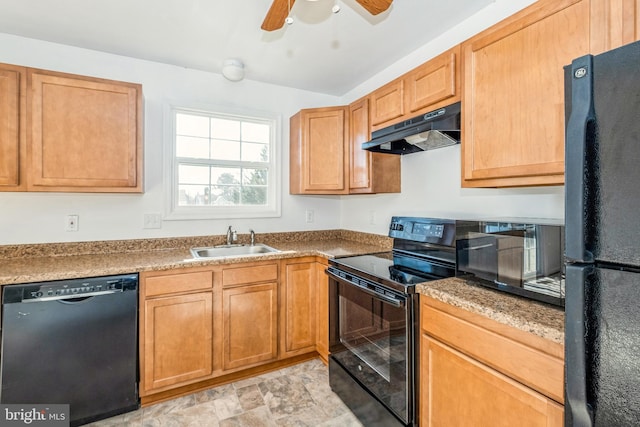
left=143, top=213, right=162, bottom=229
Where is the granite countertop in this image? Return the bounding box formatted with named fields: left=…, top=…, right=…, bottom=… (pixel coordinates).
left=0, top=231, right=392, bottom=286
left=416, top=277, right=564, bottom=344
left=1, top=231, right=565, bottom=347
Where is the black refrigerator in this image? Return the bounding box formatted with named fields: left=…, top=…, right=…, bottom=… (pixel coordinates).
left=564, top=40, right=640, bottom=426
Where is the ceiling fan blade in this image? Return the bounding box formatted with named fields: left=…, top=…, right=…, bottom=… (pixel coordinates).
left=354, top=0, right=393, bottom=15
left=261, top=0, right=297, bottom=31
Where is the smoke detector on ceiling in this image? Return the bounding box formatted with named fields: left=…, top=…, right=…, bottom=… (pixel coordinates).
left=222, top=59, right=245, bottom=82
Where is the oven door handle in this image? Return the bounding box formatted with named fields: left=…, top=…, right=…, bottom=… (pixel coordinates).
left=326, top=269, right=405, bottom=308
left=461, top=243, right=493, bottom=251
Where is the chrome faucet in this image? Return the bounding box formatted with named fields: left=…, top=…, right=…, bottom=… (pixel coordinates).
left=249, top=229, right=255, bottom=246
left=226, top=226, right=236, bottom=245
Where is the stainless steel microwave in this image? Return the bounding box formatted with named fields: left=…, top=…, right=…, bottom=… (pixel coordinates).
left=455, top=219, right=565, bottom=306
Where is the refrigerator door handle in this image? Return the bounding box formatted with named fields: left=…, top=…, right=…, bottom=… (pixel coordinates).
left=565, top=264, right=594, bottom=427
left=565, top=55, right=595, bottom=263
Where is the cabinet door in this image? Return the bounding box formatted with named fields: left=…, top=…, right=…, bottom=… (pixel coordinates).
left=420, top=335, right=563, bottom=427
left=28, top=69, right=142, bottom=192
left=143, top=292, right=213, bottom=393
left=0, top=65, right=24, bottom=189
left=223, top=282, right=278, bottom=370
left=315, top=261, right=329, bottom=363
left=370, top=79, right=404, bottom=128
left=349, top=97, right=401, bottom=194
left=591, top=0, right=640, bottom=53
left=290, top=107, right=348, bottom=194
left=405, top=45, right=460, bottom=115
left=349, top=98, right=372, bottom=191
left=281, top=261, right=317, bottom=357
left=462, top=0, right=589, bottom=187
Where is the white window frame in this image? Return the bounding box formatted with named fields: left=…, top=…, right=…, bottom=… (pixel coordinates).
left=163, top=103, right=282, bottom=220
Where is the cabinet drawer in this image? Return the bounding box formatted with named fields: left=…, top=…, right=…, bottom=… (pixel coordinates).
left=421, top=299, right=564, bottom=403
left=222, top=263, right=278, bottom=287
left=145, top=270, right=213, bottom=297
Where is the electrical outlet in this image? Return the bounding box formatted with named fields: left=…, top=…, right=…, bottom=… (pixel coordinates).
left=143, top=213, right=162, bottom=229
left=65, top=215, right=79, bottom=232
left=369, top=210, right=376, bottom=225
left=305, top=209, right=314, bottom=223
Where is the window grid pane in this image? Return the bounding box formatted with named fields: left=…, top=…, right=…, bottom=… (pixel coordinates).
left=177, top=163, right=269, bottom=207
left=174, top=109, right=274, bottom=211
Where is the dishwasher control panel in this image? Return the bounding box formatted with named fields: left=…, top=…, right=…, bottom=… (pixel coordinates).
left=3, top=274, right=138, bottom=303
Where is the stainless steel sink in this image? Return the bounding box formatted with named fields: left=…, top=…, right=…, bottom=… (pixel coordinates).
left=190, top=243, right=281, bottom=259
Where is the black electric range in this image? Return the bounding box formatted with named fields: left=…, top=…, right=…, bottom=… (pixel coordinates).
left=328, top=217, right=478, bottom=294
left=327, top=217, right=477, bottom=427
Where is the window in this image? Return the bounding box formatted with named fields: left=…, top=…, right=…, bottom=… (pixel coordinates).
left=165, top=106, right=281, bottom=219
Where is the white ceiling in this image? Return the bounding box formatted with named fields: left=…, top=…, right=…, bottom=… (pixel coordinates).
left=0, top=0, right=494, bottom=95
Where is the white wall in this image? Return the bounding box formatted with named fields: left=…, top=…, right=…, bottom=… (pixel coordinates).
left=339, top=0, right=564, bottom=235
left=0, top=0, right=566, bottom=245
left=0, top=34, right=342, bottom=244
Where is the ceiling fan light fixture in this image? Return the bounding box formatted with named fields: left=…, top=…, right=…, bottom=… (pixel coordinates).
left=222, top=58, right=245, bottom=82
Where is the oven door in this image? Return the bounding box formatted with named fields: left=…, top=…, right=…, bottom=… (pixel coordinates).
left=327, top=268, right=413, bottom=426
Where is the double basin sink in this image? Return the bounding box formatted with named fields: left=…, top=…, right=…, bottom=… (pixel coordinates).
left=190, top=243, right=281, bottom=260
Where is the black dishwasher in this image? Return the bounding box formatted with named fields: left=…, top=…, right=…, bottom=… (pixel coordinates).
left=0, top=274, right=139, bottom=426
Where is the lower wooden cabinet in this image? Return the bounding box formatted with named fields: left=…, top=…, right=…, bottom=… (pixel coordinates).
left=421, top=336, right=563, bottom=427
left=143, top=292, right=213, bottom=392
left=222, top=282, right=278, bottom=370
left=314, top=259, right=330, bottom=363
left=140, top=268, right=214, bottom=395
left=281, top=259, right=317, bottom=357
left=140, top=257, right=328, bottom=400
left=420, top=296, right=564, bottom=426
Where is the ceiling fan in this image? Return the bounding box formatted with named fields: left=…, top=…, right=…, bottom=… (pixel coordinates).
left=261, top=0, right=393, bottom=31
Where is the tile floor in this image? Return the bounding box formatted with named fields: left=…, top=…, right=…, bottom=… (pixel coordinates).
left=87, top=358, right=363, bottom=427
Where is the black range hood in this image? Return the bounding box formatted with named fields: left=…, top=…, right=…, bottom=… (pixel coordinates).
left=362, top=102, right=461, bottom=154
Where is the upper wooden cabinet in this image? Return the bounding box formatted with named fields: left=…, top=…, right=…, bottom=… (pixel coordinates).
left=370, top=79, right=404, bottom=128
left=348, top=98, right=401, bottom=194
left=461, top=0, right=590, bottom=187
left=0, top=64, right=25, bottom=190
left=28, top=68, right=143, bottom=192
left=290, top=104, right=400, bottom=195
left=591, top=0, right=640, bottom=53
left=404, top=45, right=461, bottom=117
left=370, top=45, right=461, bottom=132
left=0, top=63, right=143, bottom=193
left=290, top=106, right=349, bottom=194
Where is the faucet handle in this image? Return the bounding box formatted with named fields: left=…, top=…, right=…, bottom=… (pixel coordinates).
left=249, top=229, right=255, bottom=246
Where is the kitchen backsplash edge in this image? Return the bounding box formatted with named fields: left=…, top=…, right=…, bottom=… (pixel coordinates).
left=0, top=230, right=393, bottom=259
